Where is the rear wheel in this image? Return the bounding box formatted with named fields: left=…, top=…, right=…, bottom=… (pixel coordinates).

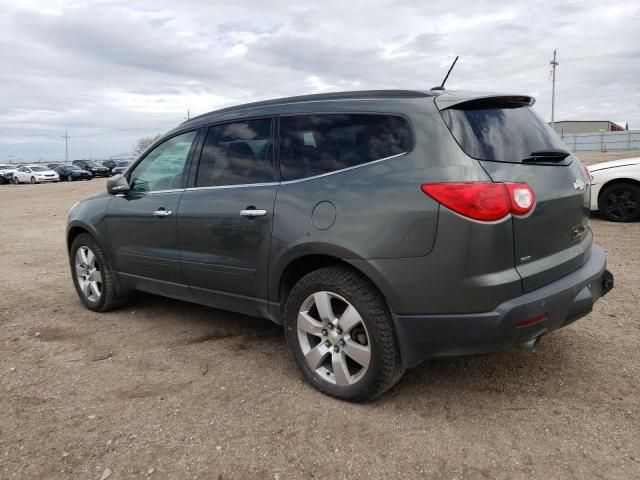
left=13, top=176, right=19, bottom=184
left=284, top=265, right=404, bottom=402
left=598, top=182, right=640, bottom=222
left=70, top=233, right=129, bottom=312
left=30, top=176, right=36, bottom=184
left=67, top=174, right=73, bottom=182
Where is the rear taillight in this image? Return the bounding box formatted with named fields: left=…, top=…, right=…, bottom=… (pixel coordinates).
left=420, top=182, right=535, bottom=222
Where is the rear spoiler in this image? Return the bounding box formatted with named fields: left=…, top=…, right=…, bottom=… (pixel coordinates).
left=435, top=93, right=535, bottom=110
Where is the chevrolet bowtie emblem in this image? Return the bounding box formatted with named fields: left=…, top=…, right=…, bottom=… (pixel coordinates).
left=573, top=178, right=586, bottom=191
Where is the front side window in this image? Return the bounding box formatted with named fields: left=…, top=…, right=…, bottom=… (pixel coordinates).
left=195, top=118, right=274, bottom=188
left=279, top=114, right=412, bottom=181
left=129, top=131, right=197, bottom=192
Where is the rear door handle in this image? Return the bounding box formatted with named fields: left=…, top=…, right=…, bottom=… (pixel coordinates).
left=240, top=209, right=267, bottom=218
left=153, top=209, right=172, bottom=217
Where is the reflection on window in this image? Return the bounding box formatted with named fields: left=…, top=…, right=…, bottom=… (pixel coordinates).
left=129, top=131, right=196, bottom=192
left=279, top=114, right=412, bottom=181
left=195, top=119, right=274, bottom=187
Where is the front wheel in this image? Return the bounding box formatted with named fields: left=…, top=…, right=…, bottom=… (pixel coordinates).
left=598, top=182, right=640, bottom=222
left=67, top=174, right=73, bottom=182
left=13, top=176, right=20, bottom=184
left=70, top=233, right=129, bottom=312
left=284, top=265, right=404, bottom=402
left=30, top=176, right=36, bottom=184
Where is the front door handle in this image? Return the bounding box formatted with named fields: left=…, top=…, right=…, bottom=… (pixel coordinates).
left=240, top=209, right=267, bottom=218
left=153, top=209, right=172, bottom=217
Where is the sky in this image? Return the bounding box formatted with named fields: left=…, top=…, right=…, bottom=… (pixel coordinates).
left=0, top=0, right=639, bottom=162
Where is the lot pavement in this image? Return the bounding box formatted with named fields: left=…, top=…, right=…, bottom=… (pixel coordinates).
left=0, top=176, right=638, bottom=479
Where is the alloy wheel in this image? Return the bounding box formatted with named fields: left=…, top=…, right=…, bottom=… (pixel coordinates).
left=75, top=246, right=102, bottom=302
left=605, top=189, right=638, bottom=221
left=297, top=291, right=371, bottom=386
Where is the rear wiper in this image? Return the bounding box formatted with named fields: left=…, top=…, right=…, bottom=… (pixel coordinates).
left=521, top=149, right=571, bottom=163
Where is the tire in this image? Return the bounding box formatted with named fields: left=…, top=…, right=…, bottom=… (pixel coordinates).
left=30, top=176, right=36, bottom=184
left=13, top=176, right=19, bottom=184
left=67, top=174, right=73, bottom=182
left=284, top=265, right=404, bottom=402
left=69, top=233, right=129, bottom=312
left=598, top=182, right=640, bottom=222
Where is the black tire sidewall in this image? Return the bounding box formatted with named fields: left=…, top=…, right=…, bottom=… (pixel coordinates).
left=598, top=183, right=640, bottom=222
left=70, top=234, right=111, bottom=311
left=284, top=267, right=398, bottom=401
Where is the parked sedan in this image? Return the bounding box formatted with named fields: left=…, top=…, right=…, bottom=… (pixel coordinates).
left=54, top=164, right=94, bottom=182
left=72, top=160, right=110, bottom=177
left=99, top=159, right=118, bottom=175
left=13, top=165, right=59, bottom=184
left=111, top=160, right=132, bottom=176
left=0, top=164, right=17, bottom=184
left=589, top=157, right=640, bottom=222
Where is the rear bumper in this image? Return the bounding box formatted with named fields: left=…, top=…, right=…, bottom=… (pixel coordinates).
left=391, top=243, right=613, bottom=368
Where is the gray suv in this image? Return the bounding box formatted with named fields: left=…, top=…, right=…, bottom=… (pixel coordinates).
left=67, top=90, right=613, bottom=401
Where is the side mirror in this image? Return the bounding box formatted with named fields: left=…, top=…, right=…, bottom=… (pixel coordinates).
left=107, top=174, right=130, bottom=195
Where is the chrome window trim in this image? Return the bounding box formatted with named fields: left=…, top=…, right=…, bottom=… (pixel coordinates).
left=179, top=152, right=408, bottom=192
left=124, top=188, right=185, bottom=196
left=184, top=182, right=278, bottom=192
left=280, top=151, right=408, bottom=185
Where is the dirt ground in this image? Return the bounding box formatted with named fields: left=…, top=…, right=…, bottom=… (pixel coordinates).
left=1, top=166, right=638, bottom=479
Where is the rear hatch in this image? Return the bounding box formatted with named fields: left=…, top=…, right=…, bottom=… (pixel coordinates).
left=437, top=94, right=592, bottom=292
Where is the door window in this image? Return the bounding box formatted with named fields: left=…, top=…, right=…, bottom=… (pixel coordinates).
left=129, top=131, right=197, bottom=192
left=279, top=114, right=412, bottom=181
left=195, top=118, right=274, bottom=187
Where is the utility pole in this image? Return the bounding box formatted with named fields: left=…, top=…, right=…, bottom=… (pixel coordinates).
left=185, top=109, right=191, bottom=121
left=61, top=130, right=70, bottom=162
left=550, top=49, right=559, bottom=130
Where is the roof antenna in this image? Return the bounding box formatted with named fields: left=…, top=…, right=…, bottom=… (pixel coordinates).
left=431, top=56, right=459, bottom=91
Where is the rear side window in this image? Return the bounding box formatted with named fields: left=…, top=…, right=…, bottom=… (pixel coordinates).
left=195, top=118, right=274, bottom=187
left=441, top=102, right=567, bottom=163
left=279, top=114, right=412, bottom=181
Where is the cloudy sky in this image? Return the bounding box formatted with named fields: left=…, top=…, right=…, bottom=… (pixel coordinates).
left=1, top=0, right=639, bottom=161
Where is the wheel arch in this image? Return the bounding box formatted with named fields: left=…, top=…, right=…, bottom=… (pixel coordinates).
left=67, top=222, right=100, bottom=252
left=598, top=177, right=640, bottom=201
left=272, top=246, right=396, bottom=323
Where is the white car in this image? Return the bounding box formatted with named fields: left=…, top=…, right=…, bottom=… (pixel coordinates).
left=588, top=157, right=640, bottom=222
left=12, top=165, right=60, bottom=184
left=0, top=164, right=17, bottom=184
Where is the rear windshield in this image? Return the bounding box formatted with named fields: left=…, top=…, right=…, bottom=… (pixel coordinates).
left=440, top=103, right=567, bottom=163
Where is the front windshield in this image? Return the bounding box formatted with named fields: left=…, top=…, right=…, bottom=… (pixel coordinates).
left=85, top=161, right=104, bottom=168
left=117, top=161, right=131, bottom=167
left=30, top=166, right=48, bottom=172
left=71, top=165, right=83, bottom=171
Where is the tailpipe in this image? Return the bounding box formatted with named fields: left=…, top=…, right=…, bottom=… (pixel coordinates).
left=517, top=335, right=542, bottom=353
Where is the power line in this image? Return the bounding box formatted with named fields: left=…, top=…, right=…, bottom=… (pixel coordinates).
left=61, top=130, right=70, bottom=162
left=550, top=49, right=559, bottom=129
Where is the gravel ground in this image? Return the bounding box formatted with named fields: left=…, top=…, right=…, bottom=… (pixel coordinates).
left=0, top=174, right=638, bottom=479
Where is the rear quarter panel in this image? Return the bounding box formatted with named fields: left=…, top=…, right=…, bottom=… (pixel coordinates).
left=269, top=97, right=491, bottom=308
